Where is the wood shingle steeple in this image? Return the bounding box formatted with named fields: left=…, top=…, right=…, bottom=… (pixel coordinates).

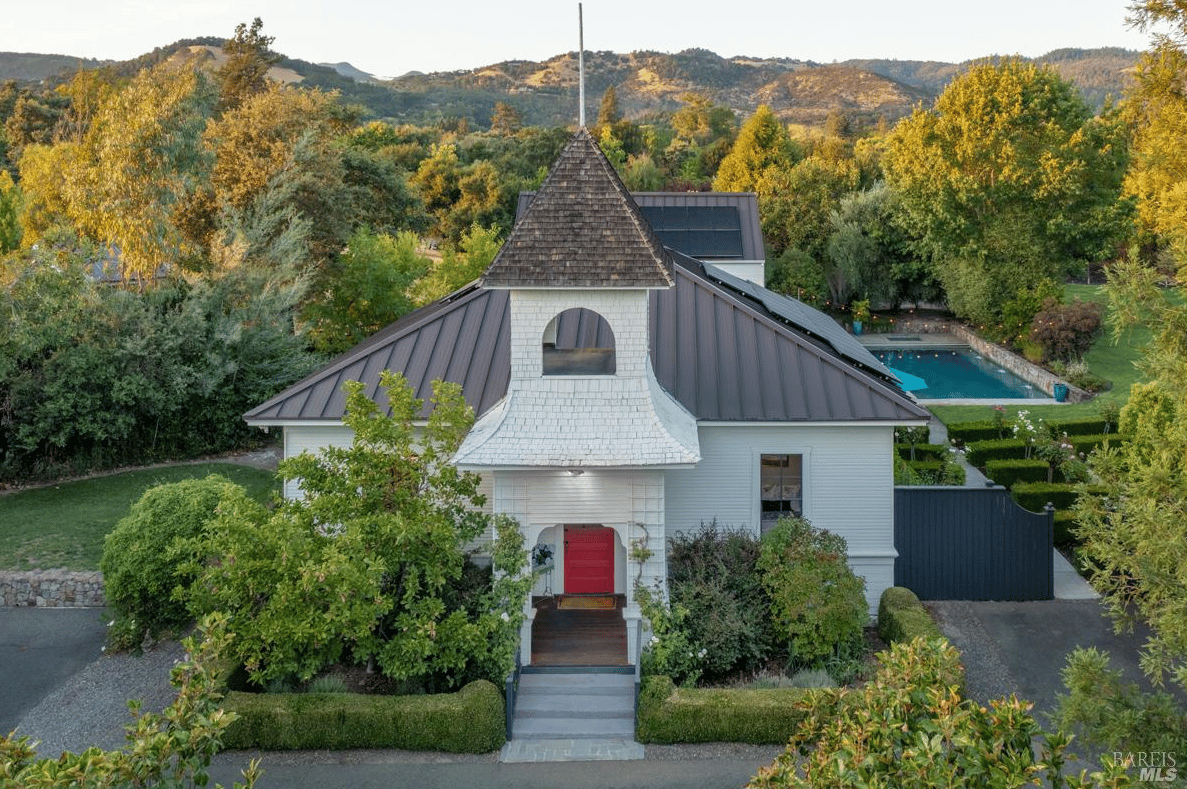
left=481, top=128, right=673, bottom=289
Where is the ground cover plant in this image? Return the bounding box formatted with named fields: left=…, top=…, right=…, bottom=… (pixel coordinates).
left=0, top=462, right=278, bottom=570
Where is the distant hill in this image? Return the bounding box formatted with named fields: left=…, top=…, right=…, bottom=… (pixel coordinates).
left=0, top=51, right=111, bottom=82
left=843, top=47, right=1139, bottom=109
left=0, top=43, right=1140, bottom=128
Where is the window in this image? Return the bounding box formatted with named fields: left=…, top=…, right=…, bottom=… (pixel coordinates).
left=542, top=308, right=616, bottom=375
left=760, top=453, right=802, bottom=532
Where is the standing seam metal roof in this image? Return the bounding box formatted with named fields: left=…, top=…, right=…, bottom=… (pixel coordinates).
left=244, top=256, right=928, bottom=425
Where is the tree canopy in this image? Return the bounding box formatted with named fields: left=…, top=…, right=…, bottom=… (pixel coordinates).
left=883, top=59, right=1132, bottom=335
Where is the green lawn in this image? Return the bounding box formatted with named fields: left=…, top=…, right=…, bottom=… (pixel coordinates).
left=928, top=284, right=1152, bottom=426
left=0, top=463, right=279, bottom=571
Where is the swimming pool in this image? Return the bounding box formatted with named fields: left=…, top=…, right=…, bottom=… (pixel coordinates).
left=872, top=347, right=1047, bottom=400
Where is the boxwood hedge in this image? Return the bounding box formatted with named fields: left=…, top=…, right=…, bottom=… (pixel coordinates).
left=983, top=459, right=1058, bottom=488
left=220, top=679, right=506, bottom=752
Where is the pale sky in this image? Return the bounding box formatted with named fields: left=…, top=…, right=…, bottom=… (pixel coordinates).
left=1, top=0, right=1152, bottom=80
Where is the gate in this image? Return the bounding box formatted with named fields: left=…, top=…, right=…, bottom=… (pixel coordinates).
left=894, top=486, right=1054, bottom=601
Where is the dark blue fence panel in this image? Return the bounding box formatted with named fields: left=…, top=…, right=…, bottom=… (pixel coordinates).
left=894, top=486, right=1053, bottom=601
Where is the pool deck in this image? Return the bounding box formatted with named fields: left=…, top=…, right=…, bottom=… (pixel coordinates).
left=858, top=332, right=968, bottom=348
left=858, top=332, right=1060, bottom=407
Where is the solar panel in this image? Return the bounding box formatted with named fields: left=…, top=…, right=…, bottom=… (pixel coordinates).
left=703, top=263, right=897, bottom=382
left=639, top=206, right=744, bottom=259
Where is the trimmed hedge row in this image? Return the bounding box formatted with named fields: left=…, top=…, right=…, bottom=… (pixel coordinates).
left=965, top=438, right=1030, bottom=467
left=946, top=420, right=1010, bottom=445
left=1066, top=433, right=1116, bottom=457
left=896, top=443, right=948, bottom=462
left=903, top=459, right=966, bottom=485
left=220, top=679, right=506, bottom=752
left=876, top=587, right=944, bottom=645
left=947, top=416, right=1114, bottom=446
left=1011, top=482, right=1107, bottom=513
left=635, top=676, right=814, bottom=744
left=984, top=459, right=1059, bottom=488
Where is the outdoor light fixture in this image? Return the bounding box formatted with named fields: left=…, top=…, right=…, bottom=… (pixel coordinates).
left=568, top=468, right=584, bottom=476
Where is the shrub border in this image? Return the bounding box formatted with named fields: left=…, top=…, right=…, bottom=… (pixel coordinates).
left=636, top=587, right=955, bottom=744
left=219, top=679, right=506, bottom=752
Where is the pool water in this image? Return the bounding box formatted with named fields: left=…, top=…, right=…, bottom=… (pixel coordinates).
left=872, top=348, right=1045, bottom=400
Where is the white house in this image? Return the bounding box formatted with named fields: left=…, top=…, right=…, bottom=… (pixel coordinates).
left=245, top=128, right=930, bottom=667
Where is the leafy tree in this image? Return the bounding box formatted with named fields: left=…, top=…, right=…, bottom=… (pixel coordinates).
left=1075, top=258, right=1187, bottom=693
left=884, top=59, right=1132, bottom=333
left=713, top=105, right=796, bottom=195
left=0, top=170, right=18, bottom=253
left=1124, top=2, right=1187, bottom=268
left=217, top=17, right=278, bottom=113
left=597, top=85, right=622, bottom=128
left=760, top=154, right=860, bottom=267
left=187, top=372, right=532, bottom=687
left=489, top=101, right=522, bottom=136
left=303, top=229, right=429, bottom=354
left=16, top=63, right=215, bottom=279
left=749, top=637, right=1130, bottom=789
left=411, top=223, right=502, bottom=306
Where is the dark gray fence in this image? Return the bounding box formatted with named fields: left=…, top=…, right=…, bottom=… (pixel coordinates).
left=894, top=486, right=1054, bottom=601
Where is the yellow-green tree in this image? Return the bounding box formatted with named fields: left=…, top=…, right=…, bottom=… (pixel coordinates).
left=712, top=104, right=796, bottom=194
left=1072, top=0, right=1187, bottom=698
left=1124, top=2, right=1187, bottom=269
left=883, top=59, right=1132, bottom=334
left=16, top=63, right=214, bottom=280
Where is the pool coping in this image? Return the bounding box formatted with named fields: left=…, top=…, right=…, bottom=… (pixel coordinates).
left=858, top=322, right=1090, bottom=404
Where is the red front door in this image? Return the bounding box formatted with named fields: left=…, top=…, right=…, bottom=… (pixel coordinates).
left=564, top=525, right=615, bottom=594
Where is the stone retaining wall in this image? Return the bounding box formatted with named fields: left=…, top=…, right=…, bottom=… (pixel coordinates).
left=889, top=317, right=1090, bottom=403
left=0, top=570, right=106, bottom=607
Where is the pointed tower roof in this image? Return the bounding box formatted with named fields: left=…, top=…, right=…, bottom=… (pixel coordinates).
left=481, top=128, right=674, bottom=288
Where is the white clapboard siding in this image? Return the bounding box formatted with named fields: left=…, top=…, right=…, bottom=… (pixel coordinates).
left=665, top=423, right=896, bottom=613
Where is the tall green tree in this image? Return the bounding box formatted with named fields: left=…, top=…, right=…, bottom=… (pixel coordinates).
left=1124, top=1, right=1187, bottom=268
left=303, top=229, right=429, bottom=354
left=1072, top=1, right=1187, bottom=698
left=712, top=104, right=796, bottom=195
left=883, top=59, right=1132, bottom=334
left=0, top=170, right=19, bottom=253
left=217, top=17, right=278, bottom=113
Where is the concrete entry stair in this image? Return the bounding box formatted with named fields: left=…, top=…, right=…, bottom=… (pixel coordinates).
left=501, top=669, right=643, bottom=762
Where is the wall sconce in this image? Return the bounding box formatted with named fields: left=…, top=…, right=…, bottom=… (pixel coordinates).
left=567, top=468, right=584, bottom=476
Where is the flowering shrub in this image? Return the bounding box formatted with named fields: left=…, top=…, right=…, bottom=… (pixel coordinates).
left=636, top=583, right=706, bottom=687
left=666, top=524, right=773, bottom=681
left=1012, top=409, right=1046, bottom=459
